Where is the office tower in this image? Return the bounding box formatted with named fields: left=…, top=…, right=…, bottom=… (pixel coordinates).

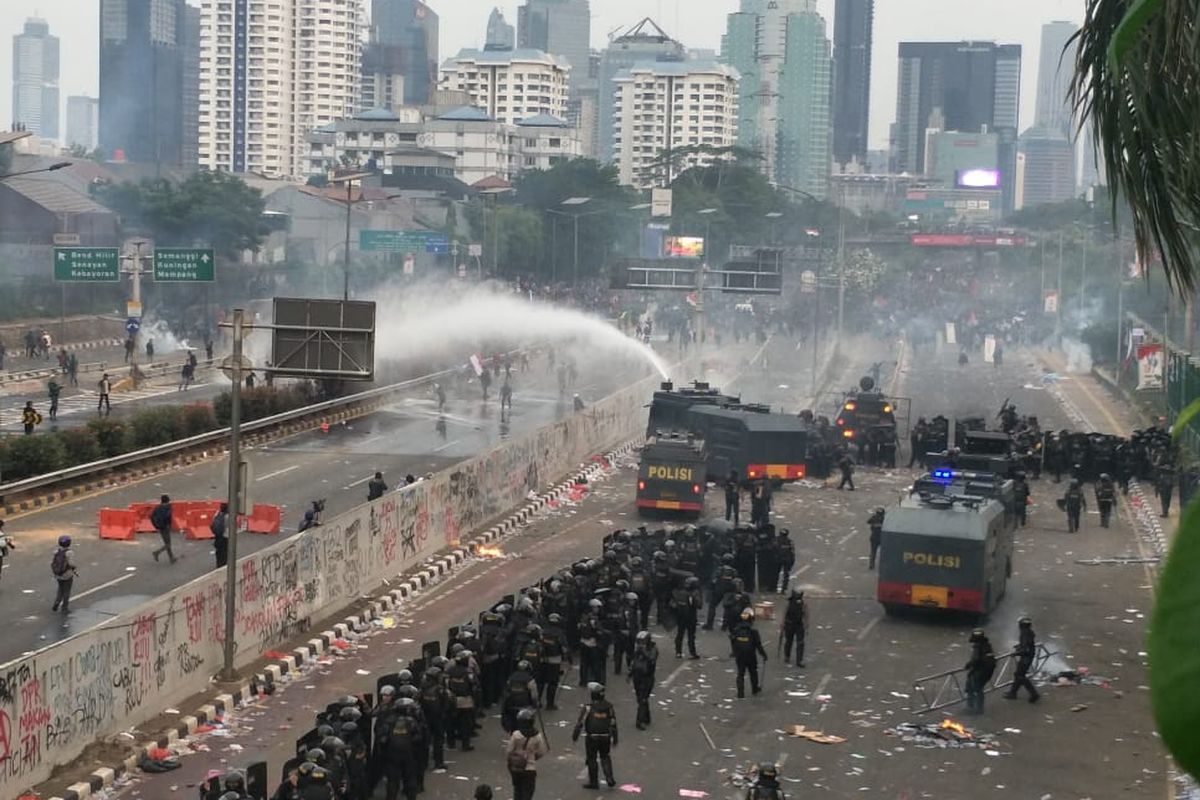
left=1034, top=21, right=1078, bottom=139
left=12, top=18, right=60, bottom=139
left=486, top=8, right=516, bottom=51
left=1016, top=129, right=1076, bottom=208
left=363, top=0, right=438, bottom=109
left=831, top=0, right=872, bottom=170
left=66, top=96, right=99, bottom=150
left=517, top=0, right=590, bottom=92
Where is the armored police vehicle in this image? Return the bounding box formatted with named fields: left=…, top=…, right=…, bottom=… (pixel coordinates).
left=876, top=469, right=1016, bottom=618
left=636, top=433, right=708, bottom=517
left=646, top=380, right=740, bottom=435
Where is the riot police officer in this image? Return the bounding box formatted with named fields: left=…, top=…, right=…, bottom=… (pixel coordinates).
left=538, top=613, right=569, bottom=710
left=1063, top=479, right=1086, bottom=532
left=1003, top=617, right=1040, bottom=703
left=774, top=529, right=795, bottom=594
left=673, top=576, right=702, bottom=659
left=1012, top=472, right=1030, bottom=527
left=782, top=588, right=808, bottom=668
left=628, top=631, right=658, bottom=730
left=613, top=591, right=640, bottom=675
left=418, top=667, right=449, bottom=771
left=745, top=761, right=786, bottom=800
left=578, top=598, right=605, bottom=686
left=501, top=660, right=538, bottom=733
left=446, top=652, right=478, bottom=751
left=572, top=682, right=618, bottom=789
left=628, top=556, right=653, bottom=629
left=1095, top=473, right=1117, bottom=527
left=964, top=629, right=996, bottom=715
left=707, top=554, right=736, bottom=631
left=730, top=609, right=768, bottom=698
left=867, top=507, right=884, bottom=570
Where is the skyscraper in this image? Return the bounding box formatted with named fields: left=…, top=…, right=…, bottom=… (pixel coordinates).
left=364, top=0, right=438, bottom=108
left=99, top=0, right=193, bottom=167
left=198, top=0, right=361, bottom=178
left=486, top=8, right=516, bottom=51
left=892, top=41, right=1022, bottom=210
left=66, top=96, right=99, bottom=150
left=596, top=19, right=685, bottom=164
left=722, top=0, right=833, bottom=196
left=831, top=0, right=873, bottom=170
left=12, top=18, right=60, bottom=139
left=1034, top=21, right=1078, bottom=139
left=517, top=0, right=590, bottom=92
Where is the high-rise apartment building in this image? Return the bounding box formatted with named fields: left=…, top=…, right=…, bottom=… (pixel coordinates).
left=831, top=0, right=872, bottom=170
left=486, top=8, right=516, bottom=51
left=438, top=49, right=571, bottom=125
left=611, top=60, right=739, bottom=188
left=722, top=0, right=832, bottom=196
left=1016, top=128, right=1076, bottom=209
left=597, top=19, right=686, bottom=163
left=363, top=0, right=438, bottom=109
left=100, top=0, right=196, bottom=167
left=198, top=0, right=361, bottom=178
left=66, top=96, right=100, bottom=150
left=12, top=18, right=60, bottom=139
left=1034, top=21, right=1078, bottom=139
left=893, top=41, right=1022, bottom=210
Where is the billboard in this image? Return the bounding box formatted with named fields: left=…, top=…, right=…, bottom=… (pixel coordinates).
left=664, top=236, right=705, bottom=259
left=956, top=168, right=1001, bottom=189
left=271, top=298, right=376, bottom=380
left=651, top=187, right=673, bottom=218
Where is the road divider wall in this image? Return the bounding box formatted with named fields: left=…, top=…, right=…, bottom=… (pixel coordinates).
left=0, top=372, right=661, bottom=799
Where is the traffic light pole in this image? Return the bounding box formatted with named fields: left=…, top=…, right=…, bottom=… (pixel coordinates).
left=222, top=308, right=245, bottom=680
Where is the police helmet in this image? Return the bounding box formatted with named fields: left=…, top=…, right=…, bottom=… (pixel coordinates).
left=612, top=542, right=628, bottom=553
left=758, top=762, right=779, bottom=780
left=339, top=721, right=359, bottom=739
left=397, top=697, right=418, bottom=712
left=630, top=556, right=643, bottom=569
left=740, top=608, right=755, bottom=621
left=970, top=628, right=985, bottom=642
left=587, top=682, right=605, bottom=699
left=425, top=666, right=443, bottom=681
left=1100, top=472, right=1111, bottom=481
left=456, top=651, right=471, bottom=664
left=585, top=559, right=600, bottom=571
left=475, top=785, right=495, bottom=800
left=517, top=659, right=532, bottom=672
left=588, top=598, right=603, bottom=610
left=683, top=524, right=698, bottom=536
left=310, top=767, right=329, bottom=783
left=636, top=631, right=651, bottom=643
left=517, top=707, right=537, bottom=723
left=526, top=622, right=542, bottom=636
left=653, top=550, right=667, bottom=561
left=549, top=580, right=562, bottom=593
left=321, top=736, right=346, bottom=754
left=685, top=576, right=699, bottom=588
left=625, top=592, right=639, bottom=603
left=603, top=550, right=618, bottom=562
left=664, top=539, right=676, bottom=550
left=316, top=724, right=335, bottom=739
left=1018, top=616, right=1032, bottom=627
left=58, top=535, right=71, bottom=548
left=223, top=771, right=246, bottom=792
left=1070, top=478, right=1081, bottom=488
left=218, top=793, right=241, bottom=800
left=459, top=626, right=478, bottom=640
left=526, top=586, right=542, bottom=599
left=547, top=612, right=562, bottom=624
left=338, top=694, right=359, bottom=708
left=339, top=706, right=362, bottom=723
left=397, top=669, right=413, bottom=684
left=875, top=507, right=885, bottom=514
left=304, top=747, right=327, bottom=765
left=296, top=762, right=316, bottom=779
left=790, top=588, right=804, bottom=600
left=721, top=553, right=735, bottom=564
left=449, top=642, right=465, bottom=656
left=615, top=579, right=630, bottom=592
left=398, top=685, right=420, bottom=700
left=432, top=655, right=450, bottom=669
left=495, top=603, right=513, bottom=615
left=379, top=685, right=396, bottom=699
left=777, top=528, right=791, bottom=538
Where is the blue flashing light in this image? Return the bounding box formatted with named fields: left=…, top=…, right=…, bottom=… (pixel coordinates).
left=932, top=469, right=955, bottom=483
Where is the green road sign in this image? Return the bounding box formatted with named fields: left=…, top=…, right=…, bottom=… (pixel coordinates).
left=153, top=248, right=215, bottom=282
left=360, top=229, right=449, bottom=253
left=53, top=247, right=120, bottom=281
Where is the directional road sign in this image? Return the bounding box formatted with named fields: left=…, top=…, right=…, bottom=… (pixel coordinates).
left=153, top=248, right=215, bottom=282
left=53, top=248, right=120, bottom=281
left=125, top=318, right=141, bottom=335
left=359, top=229, right=449, bottom=253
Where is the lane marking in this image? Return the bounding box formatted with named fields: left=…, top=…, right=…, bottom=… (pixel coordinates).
left=433, top=439, right=462, bottom=453
left=71, top=572, right=135, bottom=601
left=659, top=661, right=692, bottom=688
left=256, top=465, right=300, bottom=482
left=837, top=530, right=857, bottom=546
left=344, top=474, right=374, bottom=489
left=855, top=615, right=881, bottom=641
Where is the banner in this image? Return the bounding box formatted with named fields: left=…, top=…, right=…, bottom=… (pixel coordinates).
left=983, top=334, right=996, bottom=363
left=1137, top=342, right=1164, bottom=389
left=1043, top=290, right=1059, bottom=315
left=944, top=322, right=957, bottom=346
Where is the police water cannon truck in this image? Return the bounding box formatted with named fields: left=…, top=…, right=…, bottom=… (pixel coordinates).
left=876, top=468, right=1016, bottom=618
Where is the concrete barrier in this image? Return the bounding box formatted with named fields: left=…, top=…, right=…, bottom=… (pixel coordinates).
left=0, top=371, right=658, bottom=800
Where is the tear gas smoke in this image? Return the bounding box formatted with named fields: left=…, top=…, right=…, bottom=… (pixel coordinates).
left=1061, top=337, right=1094, bottom=373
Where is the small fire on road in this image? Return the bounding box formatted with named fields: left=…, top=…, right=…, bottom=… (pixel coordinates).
left=940, top=718, right=971, bottom=739
left=476, top=544, right=504, bottom=558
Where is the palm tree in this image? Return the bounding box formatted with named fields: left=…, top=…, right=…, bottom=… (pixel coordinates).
left=1069, top=0, right=1200, bottom=291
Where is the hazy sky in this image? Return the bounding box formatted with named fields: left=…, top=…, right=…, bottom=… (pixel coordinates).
left=1, top=0, right=1087, bottom=149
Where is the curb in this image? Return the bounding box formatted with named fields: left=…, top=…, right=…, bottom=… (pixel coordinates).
left=47, top=438, right=637, bottom=800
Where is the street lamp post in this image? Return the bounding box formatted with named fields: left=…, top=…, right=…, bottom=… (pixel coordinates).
left=0, top=161, right=71, bottom=182
left=330, top=171, right=374, bottom=301
left=546, top=197, right=594, bottom=286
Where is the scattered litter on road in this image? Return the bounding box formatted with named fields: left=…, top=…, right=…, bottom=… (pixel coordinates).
left=884, top=719, right=1004, bottom=751
left=1071, top=704, right=1088, bottom=712
left=355, top=669, right=371, bottom=675
left=618, top=784, right=642, bottom=793
left=679, top=791, right=708, bottom=798
left=785, top=725, right=845, bottom=744
left=1075, top=556, right=1160, bottom=565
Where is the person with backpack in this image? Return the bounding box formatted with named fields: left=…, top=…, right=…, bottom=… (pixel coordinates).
left=782, top=589, right=809, bottom=668
left=97, top=373, right=112, bottom=415
left=627, top=631, right=657, bottom=730
left=0, top=520, right=16, bottom=583
left=501, top=660, right=538, bottom=733
left=505, top=707, right=548, bottom=800
left=572, top=682, right=617, bottom=789
left=379, top=698, right=424, bottom=800
left=211, top=502, right=229, bottom=568
left=150, top=495, right=177, bottom=564
left=964, top=628, right=997, bottom=714
left=21, top=401, right=41, bottom=435
left=51, top=535, right=76, bottom=613
left=730, top=608, right=768, bottom=699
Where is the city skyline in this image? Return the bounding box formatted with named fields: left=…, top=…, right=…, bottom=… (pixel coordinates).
left=0, top=0, right=1086, bottom=155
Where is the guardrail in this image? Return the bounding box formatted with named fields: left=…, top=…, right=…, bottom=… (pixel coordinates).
left=0, top=362, right=465, bottom=500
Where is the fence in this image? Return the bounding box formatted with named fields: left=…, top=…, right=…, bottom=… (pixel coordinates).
left=0, top=372, right=658, bottom=799
left=1118, top=312, right=1200, bottom=460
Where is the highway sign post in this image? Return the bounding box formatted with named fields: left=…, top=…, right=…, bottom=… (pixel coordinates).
left=153, top=248, right=215, bottom=282
left=53, top=247, right=120, bottom=281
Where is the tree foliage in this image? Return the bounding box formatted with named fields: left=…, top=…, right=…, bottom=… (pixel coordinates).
left=1069, top=0, right=1200, bottom=292
left=92, top=171, right=269, bottom=258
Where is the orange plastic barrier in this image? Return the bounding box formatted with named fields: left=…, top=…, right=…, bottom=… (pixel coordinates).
left=99, top=508, right=137, bottom=540
left=129, top=502, right=158, bottom=533
left=245, top=503, right=282, bottom=535
left=181, top=507, right=216, bottom=540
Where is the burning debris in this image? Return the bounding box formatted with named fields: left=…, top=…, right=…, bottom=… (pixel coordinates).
left=884, top=718, right=1004, bottom=750
left=475, top=543, right=505, bottom=559
left=1035, top=667, right=1113, bottom=688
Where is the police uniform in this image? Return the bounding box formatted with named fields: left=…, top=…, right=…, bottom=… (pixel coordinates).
left=573, top=691, right=618, bottom=788
left=730, top=616, right=768, bottom=698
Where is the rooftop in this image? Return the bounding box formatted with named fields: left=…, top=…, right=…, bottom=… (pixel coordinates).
left=517, top=113, right=570, bottom=128
left=437, top=106, right=495, bottom=122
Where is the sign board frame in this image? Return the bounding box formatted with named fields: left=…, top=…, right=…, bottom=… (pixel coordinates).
left=360, top=229, right=449, bottom=253
left=53, top=247, right=120, bottom=282
left=153, top=248, right=216, bottom=282
left=270, top=298, right=376, bottom=381
left=651, top=187, right=673, bottom=218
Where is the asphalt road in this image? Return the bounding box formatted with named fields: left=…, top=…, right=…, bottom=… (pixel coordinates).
left=75, top=334, right=1168, bottom=800
left=0, top=348, right=666, bottom=663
